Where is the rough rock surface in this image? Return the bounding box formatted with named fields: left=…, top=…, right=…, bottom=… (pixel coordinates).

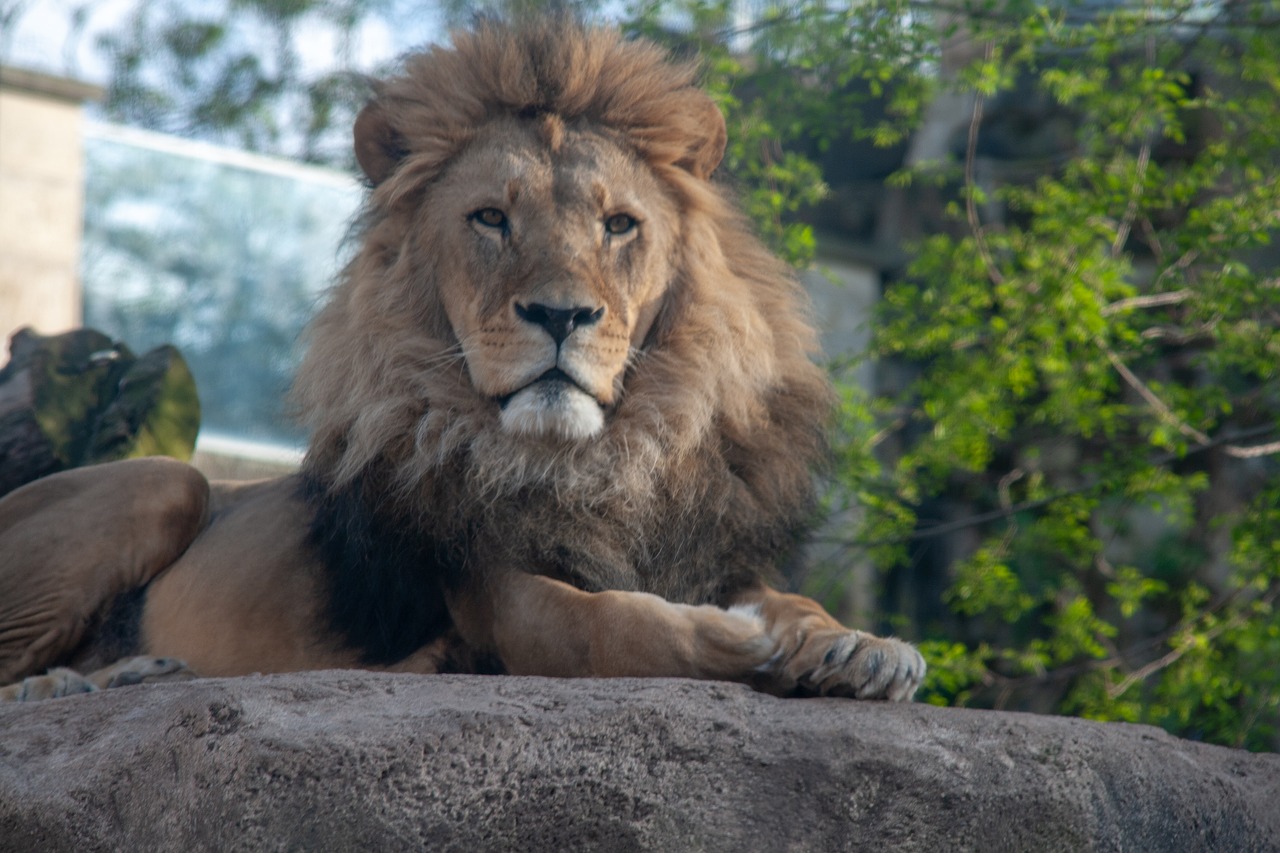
left=1, top=672, right=1276, bottom=852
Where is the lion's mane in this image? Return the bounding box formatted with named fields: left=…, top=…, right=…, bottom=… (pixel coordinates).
left=289, top=20, right=833, bottom=665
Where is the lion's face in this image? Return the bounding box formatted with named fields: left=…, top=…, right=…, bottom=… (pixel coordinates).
left=296, top=24, right=828, bottom=506
left=427, top=115, right=680, bottom=441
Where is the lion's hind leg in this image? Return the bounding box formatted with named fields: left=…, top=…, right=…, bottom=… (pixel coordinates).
left=0, top=656, right=196, bottom=702
left=0, top=457, right=210, bottom=686
left=0, top=667, right=95, bottom=701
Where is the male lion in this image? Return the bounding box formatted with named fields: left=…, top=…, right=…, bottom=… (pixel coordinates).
left=0, top=21, right=924, bottom=702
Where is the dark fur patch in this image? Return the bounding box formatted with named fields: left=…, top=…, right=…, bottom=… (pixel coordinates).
left=65, top=586, right=147, bottom=672
left=97, top=586, right=147, bottom=655
left=301, top=473, right=461, bottom=665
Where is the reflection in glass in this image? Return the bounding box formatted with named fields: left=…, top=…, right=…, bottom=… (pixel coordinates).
left=81, top=123, right=361, bottom=450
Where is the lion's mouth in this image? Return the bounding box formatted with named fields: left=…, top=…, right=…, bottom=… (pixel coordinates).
left=496, top=367, right=599, bottom=409
left=495, top=366, right=606, bottom=440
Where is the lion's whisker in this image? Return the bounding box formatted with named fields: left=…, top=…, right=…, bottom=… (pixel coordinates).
left=415, top=343, right=468, bottom=372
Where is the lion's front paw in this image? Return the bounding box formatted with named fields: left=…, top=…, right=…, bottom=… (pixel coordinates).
left=774, top=630, right=925, bottom=701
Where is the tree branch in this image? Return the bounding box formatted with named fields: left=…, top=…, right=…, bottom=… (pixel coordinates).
left=1102, top=289, right=1193, bottom=315
left=1106, top=583, right=1280, bottom=699
left=1100, top=340, right=1213, bottom=444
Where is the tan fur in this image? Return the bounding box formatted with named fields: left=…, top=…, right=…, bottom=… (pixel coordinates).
left=0, top=20, right=924, bottom=702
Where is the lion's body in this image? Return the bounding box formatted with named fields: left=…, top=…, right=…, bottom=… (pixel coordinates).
left=0, top=20, right=924, bottom=703
left=138, top=477, right=349, bottom=675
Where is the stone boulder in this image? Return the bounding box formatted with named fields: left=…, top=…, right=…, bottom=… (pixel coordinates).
left=1, top=673, right=1276, bottom=852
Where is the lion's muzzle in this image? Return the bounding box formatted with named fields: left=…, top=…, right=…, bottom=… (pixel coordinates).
left=498, top=369, right=605, bottom=440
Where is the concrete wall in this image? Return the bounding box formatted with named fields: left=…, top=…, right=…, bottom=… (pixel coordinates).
left=0, top=67, right=101, bottom=343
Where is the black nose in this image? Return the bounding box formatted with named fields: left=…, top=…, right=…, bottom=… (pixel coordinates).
left=516, top=302, right=605, bottom=345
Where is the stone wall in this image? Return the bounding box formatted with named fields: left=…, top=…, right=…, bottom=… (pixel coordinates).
left=1, top=673, right=1276, bottom=852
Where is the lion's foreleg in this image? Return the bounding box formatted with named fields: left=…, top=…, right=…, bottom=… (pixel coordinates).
left=733, top=585, right=925, bottom=701
left=0, top=458, right=211, bottom=685
left=462, top=572, right=776, bottom=682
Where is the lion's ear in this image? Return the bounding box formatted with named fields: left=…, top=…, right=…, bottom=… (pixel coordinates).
left=354, top=101, right=407, bottom=186
left=677, top=93, right=727, bottom=180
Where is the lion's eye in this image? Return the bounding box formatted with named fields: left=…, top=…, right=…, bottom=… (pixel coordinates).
left=604, top=213, right=637, bottom=236
left=471, top=208, right=508, bottom=230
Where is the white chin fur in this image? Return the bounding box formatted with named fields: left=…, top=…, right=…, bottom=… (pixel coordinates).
left=500, top=382, right=604, bottom=441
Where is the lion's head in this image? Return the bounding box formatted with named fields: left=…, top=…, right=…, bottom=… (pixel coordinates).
left=391, top=108, right=686, bottom=443
left=293, top=21, right=830, bottom=597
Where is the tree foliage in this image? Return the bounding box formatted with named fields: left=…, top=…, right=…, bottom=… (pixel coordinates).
left=90, top=0, right=393, bottom=165
left=631, top=0, right=1279, bottom=751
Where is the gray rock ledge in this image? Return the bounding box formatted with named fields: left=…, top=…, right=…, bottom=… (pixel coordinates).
left=1, top=672, right=1276, bottom=852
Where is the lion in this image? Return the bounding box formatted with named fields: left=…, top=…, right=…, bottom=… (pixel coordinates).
left=0, top=20, right=924, bottom=703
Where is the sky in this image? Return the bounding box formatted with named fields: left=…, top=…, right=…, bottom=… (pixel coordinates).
left=0, top=0, right=442, bottom=86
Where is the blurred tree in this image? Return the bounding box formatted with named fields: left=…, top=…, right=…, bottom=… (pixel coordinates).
left=14, top=0, right=608, bottom=166
left=92, top=0, right=392, bottom=165
left=437, top=0, right=599, bottom=23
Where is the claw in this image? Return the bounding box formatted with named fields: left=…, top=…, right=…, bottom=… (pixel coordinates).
left=791, top=633, right=925, bottom=701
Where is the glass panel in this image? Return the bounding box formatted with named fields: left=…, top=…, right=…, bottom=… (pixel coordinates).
left=80, top=123, right=361, bottom=450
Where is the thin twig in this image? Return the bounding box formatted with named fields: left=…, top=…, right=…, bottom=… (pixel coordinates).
left=1107, top=584, right=1280, bottom=699
left=1101, top=341, right=1213, bottom=444
left=964, top=42, right=1005, bottom=288
left=967, top=578, right=1279, bottom=701
left=1103, top=341, right=1280, bottom=458
left=1101, top=289, right=1193, bottom=316
left=1112, top=140, right=1152, bottom=257
left=1224, top=440, right=1280, bottom=459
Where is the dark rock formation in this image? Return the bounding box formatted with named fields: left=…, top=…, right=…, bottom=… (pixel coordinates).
left=1, top=673, right=1276, bottom=852
left=0, top=327, right=200, bottom=498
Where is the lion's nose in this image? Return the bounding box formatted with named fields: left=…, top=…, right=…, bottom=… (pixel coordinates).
left=515, top=302, right=605, bottom=345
